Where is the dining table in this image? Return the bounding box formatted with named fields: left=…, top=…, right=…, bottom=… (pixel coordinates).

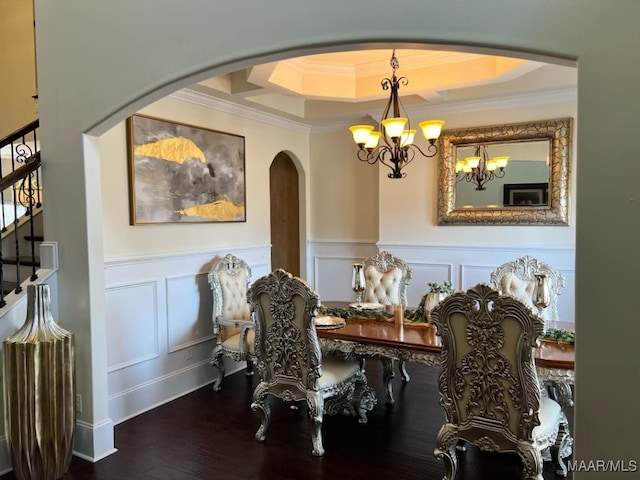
left=315, top=300, right=575, bottom=468
left=316, top=301, right=575, bottom=407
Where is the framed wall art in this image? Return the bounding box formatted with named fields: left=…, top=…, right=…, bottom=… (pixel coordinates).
left=503, top=183, right=549, bottom=207
left=127, top=113, right=246, bottom=224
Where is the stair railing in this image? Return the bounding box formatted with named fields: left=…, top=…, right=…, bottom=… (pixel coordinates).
left=0, top=120, right=41, bottom=308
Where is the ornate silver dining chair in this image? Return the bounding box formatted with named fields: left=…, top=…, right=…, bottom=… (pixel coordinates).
left=362, top=250, right=413, bottom=307
left=489, top=255, right=565, bottom=332
left=207, top=253, right=254, bottom=392
left=362, top=250, right=414, bottom=387
left=431, top=283, right=571, bottom=479
left=249, top=269, right=376, bottom=456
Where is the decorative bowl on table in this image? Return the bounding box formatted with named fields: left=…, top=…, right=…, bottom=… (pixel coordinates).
left=348, top=302, right=384, bottom=311
left=314, top=316, right=346, bottom=330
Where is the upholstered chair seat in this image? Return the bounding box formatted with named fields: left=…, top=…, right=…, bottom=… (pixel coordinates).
left=315, top=358, right=361, bottom=389
left=207, top=254, right=255, bottom=392
left=220, top=329, right=255, bottom=354
left=249, top=269, right=376, bottom=457
left=533, top=397, right=562, bottom=450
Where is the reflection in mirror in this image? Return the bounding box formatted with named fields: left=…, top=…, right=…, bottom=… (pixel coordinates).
left=455, top=141, right=550, bottom=208
left=437, top=118, right=572, bottom=225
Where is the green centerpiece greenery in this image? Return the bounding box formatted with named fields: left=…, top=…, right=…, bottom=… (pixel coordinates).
left=318, top=281, right=456, bottom=324
left=317, top=305, right=393, bottom=320
left=541, top=328, right=575, bottom=344
left=427, top=281, right=455, bottom=294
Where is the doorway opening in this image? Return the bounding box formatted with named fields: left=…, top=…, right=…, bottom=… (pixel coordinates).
left=270, top=152, right=300, bottom=276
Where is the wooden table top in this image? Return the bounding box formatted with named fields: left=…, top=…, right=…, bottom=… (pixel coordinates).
left=317, top=301, right=574, bottom=371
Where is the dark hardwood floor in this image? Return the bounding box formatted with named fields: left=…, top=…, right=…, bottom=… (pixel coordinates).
left=2, top=361, right=572, bottom=480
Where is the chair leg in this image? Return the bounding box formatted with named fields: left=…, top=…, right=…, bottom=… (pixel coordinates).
left=398, top=360, right=411, bottom=382
left=251, top=384, right=271, bottom=443
left=516, top=441, right=544, bottom=480
left=381, top=357, right=395, bottom=404
left=307, top=394, right=325, bottom=456
left=210, top=351, right=226, bottom=392
left=245, top=358, right=254, bottom=376
left=434, top=424, right=458, bottom=480
left=552, top=413, right=573, bottom=477
left=353, top=373, right=377, bottom=423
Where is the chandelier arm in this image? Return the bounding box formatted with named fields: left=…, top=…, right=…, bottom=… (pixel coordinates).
left=356, top=146, right=384, bottom=165
left=407, top=142, right=438, bottom=158
left=348, top=50, right=446, bottom=179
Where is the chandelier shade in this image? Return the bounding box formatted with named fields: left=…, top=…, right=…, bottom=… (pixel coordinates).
left=456, top=145, right=509, bottom=190
left=349, top=50, right=444, bottom=179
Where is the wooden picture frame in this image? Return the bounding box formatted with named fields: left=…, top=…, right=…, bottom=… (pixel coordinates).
left=503, top=183, right=549, bottom=206
left=126, top=113, right=246, bottom=224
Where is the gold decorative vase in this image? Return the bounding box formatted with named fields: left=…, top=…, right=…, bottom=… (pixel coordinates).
left=424, top=292, right=447, bottom=323
left=3, top=284, right=76, bottom=480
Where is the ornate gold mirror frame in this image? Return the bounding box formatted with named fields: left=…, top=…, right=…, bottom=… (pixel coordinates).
left=437, top=118, right=572, bottom=225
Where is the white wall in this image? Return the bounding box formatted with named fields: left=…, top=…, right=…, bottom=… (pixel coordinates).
left=309, top=130, right=379, bottom=243
left=103, top=245, right=270, bottom=424
left=98, top=94, right=309, bottom=423
left=377, top=99, right=577, bottom=247
left=100, top=94, right=310, bottom=258
left=310, top=97, right=576, bottom=322
left=34, top=1, right=640, bottom=474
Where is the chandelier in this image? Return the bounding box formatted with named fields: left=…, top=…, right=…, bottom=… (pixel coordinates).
left=349, top=50, right=445, bottom=179
left=455, top=145, right=509, bottom=190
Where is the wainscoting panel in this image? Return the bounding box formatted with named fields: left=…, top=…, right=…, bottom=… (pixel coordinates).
left=104, top=244, right=271, bottom=424
left=311, top=241, right=575, bottom=324
left=105, top=280, right=159, bottom=372
left=405, top=261, right=453, bottom=305
left=310, top=241, right=379, bottom=301
left=166, top=272, right=214, bottom=353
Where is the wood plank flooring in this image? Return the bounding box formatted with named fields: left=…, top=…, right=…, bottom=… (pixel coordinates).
left=1, top=361, right=572, bottom=479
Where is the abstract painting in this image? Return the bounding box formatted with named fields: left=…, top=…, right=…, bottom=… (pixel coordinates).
left=127, top=114, right=246, bottom=224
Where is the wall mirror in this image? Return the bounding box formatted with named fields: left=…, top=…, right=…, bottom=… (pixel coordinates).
left=437, top=118, right=572, bottom=225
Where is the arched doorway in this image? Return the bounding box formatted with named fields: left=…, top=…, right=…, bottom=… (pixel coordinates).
left=270, top=152, right=300, bottom=276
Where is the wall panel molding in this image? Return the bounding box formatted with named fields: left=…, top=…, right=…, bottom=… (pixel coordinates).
left=104, top=245, right=271, bottom=425
left=311, top=241, right=575, bottom=323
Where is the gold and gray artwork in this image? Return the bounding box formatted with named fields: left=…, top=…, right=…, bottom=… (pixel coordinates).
left=130, top=114, right=246, bottom=224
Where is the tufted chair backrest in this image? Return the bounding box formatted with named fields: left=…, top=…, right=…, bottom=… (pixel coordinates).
left=362, top=251, right=413, bottom=306
left=208, top=254, right=252, bottom=338
left=490, top=255, right=565, bottom=329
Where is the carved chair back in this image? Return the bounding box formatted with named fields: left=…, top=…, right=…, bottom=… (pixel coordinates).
left=489, top=255, right=565, bottom=328
left=431, top=283, right=544, bottom=451
left=208, top=253, right=252, bottom=339
left=249, top=268, right=322, bottom=398
left=362, top=251, right=413, bottom=306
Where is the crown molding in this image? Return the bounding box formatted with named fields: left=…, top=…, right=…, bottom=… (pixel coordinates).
left=170, top=89, right=312, bottom=134
left=170, top=85, right=576, bottom=135
left=403, top=86, right=577, bottom=119
left=311, top=86, right=577, bottom=133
